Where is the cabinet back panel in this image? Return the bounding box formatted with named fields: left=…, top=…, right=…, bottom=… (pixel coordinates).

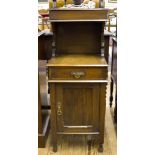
left=55, top=22, right=102, bottom=54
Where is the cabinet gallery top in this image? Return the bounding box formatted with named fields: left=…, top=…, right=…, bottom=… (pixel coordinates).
left=49, top=8, right=109, bottom=22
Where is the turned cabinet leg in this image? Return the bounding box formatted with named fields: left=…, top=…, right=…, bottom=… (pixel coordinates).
left=109, top=77, right=114, bottom=107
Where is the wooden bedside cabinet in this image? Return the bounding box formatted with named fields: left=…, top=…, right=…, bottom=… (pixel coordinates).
left=47, top=8, right=110, bottom=152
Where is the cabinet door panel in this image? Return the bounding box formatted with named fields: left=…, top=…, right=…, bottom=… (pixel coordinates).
left=56, top=83, right=99, bottom=133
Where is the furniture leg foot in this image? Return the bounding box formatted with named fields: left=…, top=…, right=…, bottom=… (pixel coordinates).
left=53, top=144, right=57, bottom=152
left=98, top=144, right=104, bottom=152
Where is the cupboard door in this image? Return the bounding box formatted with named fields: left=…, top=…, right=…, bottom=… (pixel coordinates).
left=55, top=83, right=100, bottom=133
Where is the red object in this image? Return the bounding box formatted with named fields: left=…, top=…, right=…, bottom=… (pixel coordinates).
left=40, top=13, right=49, bottom=18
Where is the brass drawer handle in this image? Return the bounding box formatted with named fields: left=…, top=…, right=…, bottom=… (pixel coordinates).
left=71, top=72, right=85, bottom=79
left=57, top=102, right=62, bottom=116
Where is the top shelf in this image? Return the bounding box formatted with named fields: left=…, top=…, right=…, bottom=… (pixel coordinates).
left=49, top=8, right=109, bottom=22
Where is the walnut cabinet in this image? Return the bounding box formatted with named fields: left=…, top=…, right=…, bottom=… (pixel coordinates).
left=47, top=8, right=110, bottom=152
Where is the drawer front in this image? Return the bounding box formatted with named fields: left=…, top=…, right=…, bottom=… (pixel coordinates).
left=48, top=67, right=107, bottom=80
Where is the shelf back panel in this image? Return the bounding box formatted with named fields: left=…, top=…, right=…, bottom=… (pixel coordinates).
left=55, top=22, right=103, bottom=55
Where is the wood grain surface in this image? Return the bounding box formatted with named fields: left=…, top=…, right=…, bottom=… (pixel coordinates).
left=47, top=55, right=108, bottom=67
left=49, top=9, right=109, bottom=21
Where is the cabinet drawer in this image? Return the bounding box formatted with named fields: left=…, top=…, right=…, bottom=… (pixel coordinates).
left=48, top=67, right=107, bottom=80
